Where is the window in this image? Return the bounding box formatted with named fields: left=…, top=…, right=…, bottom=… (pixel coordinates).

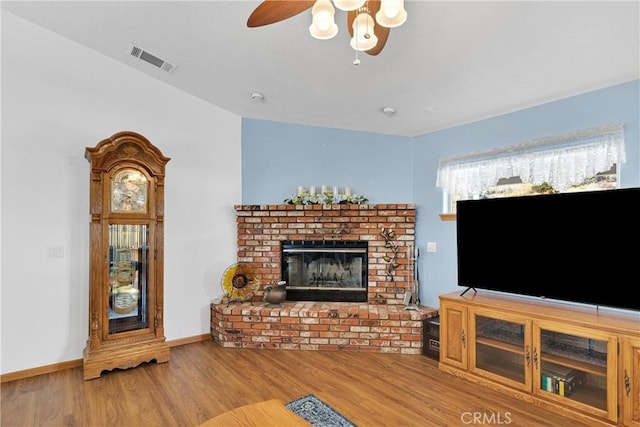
left=448, top=165, right=618, bottom=213
left=436, top=123, right=625, bottom=216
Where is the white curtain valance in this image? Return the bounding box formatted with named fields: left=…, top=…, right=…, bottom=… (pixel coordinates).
left=436, top=123, right=625, bottom=200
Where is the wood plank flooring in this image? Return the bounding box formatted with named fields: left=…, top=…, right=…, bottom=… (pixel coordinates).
left=1, top=340, right=591, bottom=426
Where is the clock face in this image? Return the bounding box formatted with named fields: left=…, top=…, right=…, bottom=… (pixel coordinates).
left=111, top=169, right=148, bottom=212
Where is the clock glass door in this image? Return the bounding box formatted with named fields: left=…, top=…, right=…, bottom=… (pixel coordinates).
left=109, top=223, right=149, bottom=334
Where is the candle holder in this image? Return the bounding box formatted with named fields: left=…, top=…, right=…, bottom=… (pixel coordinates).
left=283, top=186, right=369, bottom=205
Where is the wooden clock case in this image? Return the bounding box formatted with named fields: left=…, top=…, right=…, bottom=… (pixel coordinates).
left=83, top=131, right=170, bottom=380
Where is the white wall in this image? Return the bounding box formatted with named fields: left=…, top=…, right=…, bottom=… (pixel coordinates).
left=1, top=12, right=241, bottom=374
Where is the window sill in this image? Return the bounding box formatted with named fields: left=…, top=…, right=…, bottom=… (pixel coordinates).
left=439, top=213, right=456, bottom=221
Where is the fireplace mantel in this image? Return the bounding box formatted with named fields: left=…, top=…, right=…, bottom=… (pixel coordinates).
left=235, top=203, right=416, bottom=304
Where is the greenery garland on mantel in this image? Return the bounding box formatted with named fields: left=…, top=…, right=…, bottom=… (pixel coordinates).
left=284, top=187, right=369, bottom=205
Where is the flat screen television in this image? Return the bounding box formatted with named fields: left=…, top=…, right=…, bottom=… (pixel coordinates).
left=455, top=187, right=640, bottom=312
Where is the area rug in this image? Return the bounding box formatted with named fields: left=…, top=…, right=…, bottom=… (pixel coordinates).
left=286, top=394, right=356, bottom=427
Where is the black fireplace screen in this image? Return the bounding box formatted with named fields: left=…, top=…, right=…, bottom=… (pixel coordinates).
left=281, top=240, right=368, bottom=302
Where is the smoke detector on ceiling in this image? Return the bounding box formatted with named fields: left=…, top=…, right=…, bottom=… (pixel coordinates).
left=381, top=107, right=396, bottom=117
left=128, top=44, right=176, bottom=74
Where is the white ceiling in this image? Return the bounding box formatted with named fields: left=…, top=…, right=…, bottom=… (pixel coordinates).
left=3, top=1, right=639, bottom=137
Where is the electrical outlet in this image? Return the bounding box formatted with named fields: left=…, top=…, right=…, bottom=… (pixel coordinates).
left=48, top=246, right=64, bottom=258
left=426, top=242, right=437, bottom=253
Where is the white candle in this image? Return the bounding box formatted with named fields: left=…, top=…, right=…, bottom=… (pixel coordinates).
left=297, top=186, right=303, bottom=196
left=345, top=186, right=351, bottom=196
left=321, top=185, right=327, bottom=194
left=333, top=186, right=338, bottom=195
left=310, top=186, right=316, bottom=196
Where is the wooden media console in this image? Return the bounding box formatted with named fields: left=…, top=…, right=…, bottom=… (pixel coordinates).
left=439, top=291, right=640, bottom=426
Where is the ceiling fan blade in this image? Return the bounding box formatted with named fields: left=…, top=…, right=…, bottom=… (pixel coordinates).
left=247, top=0, right=316, bottom=27
left=346, top=0, right=390, bottom=56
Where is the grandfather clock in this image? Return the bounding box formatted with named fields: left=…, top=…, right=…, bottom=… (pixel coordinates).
left=83, top=131, right=170, bottom=380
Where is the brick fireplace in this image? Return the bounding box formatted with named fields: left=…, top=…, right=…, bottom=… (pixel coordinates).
left=210, top=204, right=438, bottom=354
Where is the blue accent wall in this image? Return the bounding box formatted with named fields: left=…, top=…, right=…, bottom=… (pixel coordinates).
left=241, top=120, right=412, bottom=204
left=414, top=79, right=639, bottom=308
left=242, top=79, right=640, bottom=308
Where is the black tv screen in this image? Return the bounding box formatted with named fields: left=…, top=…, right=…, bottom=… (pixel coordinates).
left=456, top=187, right=640, bottom=312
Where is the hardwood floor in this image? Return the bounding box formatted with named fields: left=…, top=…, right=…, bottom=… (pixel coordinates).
left=1, top=340, right=590, bottom=426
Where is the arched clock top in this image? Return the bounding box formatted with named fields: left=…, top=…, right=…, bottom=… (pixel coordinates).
left=85, top=131, right=170, bottom=176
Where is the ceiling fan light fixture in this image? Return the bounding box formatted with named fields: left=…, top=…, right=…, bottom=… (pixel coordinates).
left=333, top=0, right=366, bottom=12
left=310, top=0, right=339, bottom=39
left=309, top=22, right=339, bottom=39
left=350, top=11, right=378, bottom=51
left=376, top=0, right=407, bottom=28
left=247, top=0, right=406, bottom=58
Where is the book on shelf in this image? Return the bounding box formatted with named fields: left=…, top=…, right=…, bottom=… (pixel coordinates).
left=541, top=365, right=586, bottom=397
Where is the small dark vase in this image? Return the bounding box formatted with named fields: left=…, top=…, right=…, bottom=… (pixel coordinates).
left=263, top=282, right=287, bottom=305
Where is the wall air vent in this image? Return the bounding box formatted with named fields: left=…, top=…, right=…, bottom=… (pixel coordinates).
left=128, top=44, right=176, bottom=74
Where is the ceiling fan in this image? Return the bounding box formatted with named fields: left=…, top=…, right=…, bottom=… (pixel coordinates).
left=247, top=0, right=407, bottom=56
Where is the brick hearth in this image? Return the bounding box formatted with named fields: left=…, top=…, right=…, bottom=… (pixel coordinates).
left=210, top=204, right=438, bottom=353
left=211, top=302, right=437, bottom=354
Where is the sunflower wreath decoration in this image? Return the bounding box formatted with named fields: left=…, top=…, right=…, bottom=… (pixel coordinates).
left=221, top=263, right=260, bottom=304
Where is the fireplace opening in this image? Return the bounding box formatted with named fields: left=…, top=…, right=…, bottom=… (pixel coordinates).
left=281, top=240, right=368, bottom=302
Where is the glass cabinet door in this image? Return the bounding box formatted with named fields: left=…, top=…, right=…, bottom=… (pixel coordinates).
left=108, top=224, right=149, bottom=335
left=535, top=322, right=617, bottom=422
left=470, top=309, right=532, bottom=391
